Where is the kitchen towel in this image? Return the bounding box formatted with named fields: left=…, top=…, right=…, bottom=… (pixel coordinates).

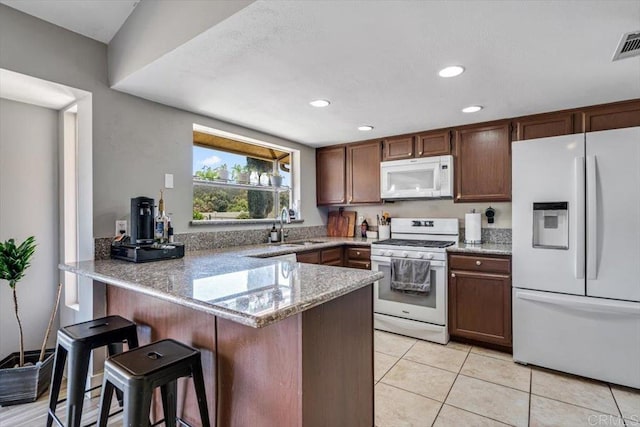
left=465, top=212, right=482, bottom=244
left=390, top=259, right=431, bottom=293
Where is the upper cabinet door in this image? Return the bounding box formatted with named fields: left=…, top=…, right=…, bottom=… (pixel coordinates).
left=316, top=146, right=346, bottom=205
left=454, top=122, right=511, bottom=203
left=583, top=100, right=640, bottom=132
left=347, top=141, right=382, bottom=204
left=513, top=112, right=576, bottom=141
left=382, top=136, right=414, bottom=161
left=416, top=130, right=451, bottom=157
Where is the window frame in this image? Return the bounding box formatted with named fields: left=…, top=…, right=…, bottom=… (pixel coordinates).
left=191, top=125, right=300, bottom=226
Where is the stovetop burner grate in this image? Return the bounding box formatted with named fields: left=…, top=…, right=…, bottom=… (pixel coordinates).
left=372, top=239, right=455, bottom=248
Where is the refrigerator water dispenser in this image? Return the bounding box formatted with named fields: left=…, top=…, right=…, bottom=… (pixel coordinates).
left=532, top=202, right=569, bottom=249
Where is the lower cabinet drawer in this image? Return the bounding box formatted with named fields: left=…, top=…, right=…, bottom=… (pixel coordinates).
left=345, top=247, right=371, bottom=261
left=346, top=260, right=371, bottom=270
left=449, top=254, right=511, bottom=274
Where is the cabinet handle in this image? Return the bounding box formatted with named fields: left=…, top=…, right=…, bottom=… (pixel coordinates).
left=348, top=197, right=352, bottom=203
left=418, top=151, right=422, bottom=156
left=451, top=273, right=456, bottom=278
left=476, top=260, right=482, bottom=266
left=409, top=152, right=412, bottom=156
left=356, top=251, right=361, bottom=255
left=366, top=263, right=370, bottom=269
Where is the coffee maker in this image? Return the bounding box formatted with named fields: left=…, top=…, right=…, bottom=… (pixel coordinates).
left=111, top=196, right=184, bottom=263
left=130, top=196, right=155, bottom=245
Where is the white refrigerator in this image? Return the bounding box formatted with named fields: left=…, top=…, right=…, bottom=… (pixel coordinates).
left=512, top=126, right=640, bottom=388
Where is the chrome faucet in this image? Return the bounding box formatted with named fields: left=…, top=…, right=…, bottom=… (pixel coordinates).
left=280, top=208, right=291, bottom=242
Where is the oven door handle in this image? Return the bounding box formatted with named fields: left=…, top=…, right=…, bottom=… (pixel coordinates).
left=371, top=256, right=445, bottom=268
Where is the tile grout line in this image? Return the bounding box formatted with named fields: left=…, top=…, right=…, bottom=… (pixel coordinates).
left=375, top=337, right=419, bottom=385
left=608, top=383, right=625, bottom=421
left=528, top=368, right=532, bottom=427
left=456, top=372, right=531, bottom=394
left=430, top=345, right=472, bottom=427
left=443, top=402, right=516, bottom=427
left=530, top=392, right=624, bottom=418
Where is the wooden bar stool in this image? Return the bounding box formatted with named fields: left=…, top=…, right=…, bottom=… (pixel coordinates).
left=97, top=339, right=210, bottom=427
left=47, top=315, right=139, bottom=427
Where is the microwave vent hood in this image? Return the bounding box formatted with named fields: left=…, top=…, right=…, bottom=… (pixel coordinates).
left=380, top=155, right=453, bottom=200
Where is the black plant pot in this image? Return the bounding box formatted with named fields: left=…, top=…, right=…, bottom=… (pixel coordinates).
left=0, top=348, right=55, bottom=406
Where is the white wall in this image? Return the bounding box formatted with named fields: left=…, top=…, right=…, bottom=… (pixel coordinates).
left=0, top=4, right=324, bottom=239
left=0, top=98, right=59, bottom=357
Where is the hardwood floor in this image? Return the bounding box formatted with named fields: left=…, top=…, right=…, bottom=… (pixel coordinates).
left=0, top=380, right=123, bottom=426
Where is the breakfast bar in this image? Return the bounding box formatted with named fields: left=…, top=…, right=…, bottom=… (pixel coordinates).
left=61, top=251, right=383, bottom=426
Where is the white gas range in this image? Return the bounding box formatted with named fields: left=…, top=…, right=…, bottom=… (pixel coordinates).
left=371, top=218, right=459, bottom=344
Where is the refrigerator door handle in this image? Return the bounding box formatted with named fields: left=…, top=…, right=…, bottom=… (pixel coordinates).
left=516, top=290, right=640, bottom=316
left=586, top=155, right=597, bottom=279
left=575, top=156, right=585, bottom=279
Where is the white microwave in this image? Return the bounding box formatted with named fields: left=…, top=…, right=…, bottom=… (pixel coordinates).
left=380, top=155, right=453, bottom=199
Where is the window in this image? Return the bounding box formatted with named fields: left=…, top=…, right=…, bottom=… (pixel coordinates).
left=192, top=126, right=296, bottom=222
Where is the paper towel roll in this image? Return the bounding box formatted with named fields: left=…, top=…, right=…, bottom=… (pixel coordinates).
left=465, top=213, right=482, bottom=244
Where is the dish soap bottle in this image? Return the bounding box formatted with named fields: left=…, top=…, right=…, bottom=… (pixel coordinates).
left=270, top=224, right=279, bottom=242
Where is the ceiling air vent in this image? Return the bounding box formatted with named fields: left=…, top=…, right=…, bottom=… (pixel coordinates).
left=612, top=31, right=640, bottom=61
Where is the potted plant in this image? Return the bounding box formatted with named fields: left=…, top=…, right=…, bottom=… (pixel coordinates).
left=232, top=164, right=250, bottom=184
left=216, top=164, right=229, bottom=181
left=0, top=236, right=62, bottom=406
left=270, top=170, right=283, bottom=188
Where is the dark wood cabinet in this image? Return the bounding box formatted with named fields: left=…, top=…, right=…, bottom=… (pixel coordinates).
left=347, top=141, right=382, bottom=204
left=382, top=131, right=451, bottom=160
left=317, top=141, right=381, bottom=206
left=583, top=99, right=640, bottom=132
left=448, top=253, right=512, bottom=349
left=513, top=112, right=577, bottom=141
left=296, top=250, right=321, bottom=264
left=297, top=246, right=343, bottom=266
left=416, top=130, right=451, bottom=157
left=454, top=122, right=511, bottom=203
left=382, top=135, right=414, bottom=161
left=321, top=247, right=344, bottom=265
left=316, top=146, right=346, bottom=205
left=344, top=246, right=371, bottom=270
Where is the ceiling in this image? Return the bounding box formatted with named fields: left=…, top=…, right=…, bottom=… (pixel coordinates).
left=0, top=68, right=88, bottom=109
left=0, top=0, right=138, bottom=43
left=4, top=1, right=640, bottom=147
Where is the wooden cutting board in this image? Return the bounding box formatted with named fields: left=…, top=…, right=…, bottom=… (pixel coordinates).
left=327, top=210, right=340, bottom=236
left=344, top=211, right=357, bottom=237
left=327, top=209, right=352, bottom=237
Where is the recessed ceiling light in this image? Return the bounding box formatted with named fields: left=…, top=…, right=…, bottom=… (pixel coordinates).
left=438, top=65, right=465, bottom=78
left=309, top=99, right=330, bottom=107
left=462, top=105, right=483, bottom=113
left=358, top=125, right=374, bottom=131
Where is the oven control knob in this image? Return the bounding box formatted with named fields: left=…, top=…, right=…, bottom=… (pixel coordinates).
left=402, top=251, right=408, bottom=258
left=426, top=253, right=434, bottom=260
left=416, top=253, right=424, bottom=259
left=385, top=251, right=393, bottom=257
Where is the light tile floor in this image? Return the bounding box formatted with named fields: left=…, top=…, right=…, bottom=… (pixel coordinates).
left=2, top=331, right=639, bottom=426
left=374, top=330, right=640, bottom=427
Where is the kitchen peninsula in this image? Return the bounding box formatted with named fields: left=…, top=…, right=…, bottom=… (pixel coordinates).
left=61, top=249, right=383, bottom=426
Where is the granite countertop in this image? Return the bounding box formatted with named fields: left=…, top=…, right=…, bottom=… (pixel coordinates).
left=61, top=238, right=382, bottom=329
left=446, top=242, right=512, bottom=255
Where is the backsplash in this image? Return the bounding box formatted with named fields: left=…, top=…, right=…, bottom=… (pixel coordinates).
left=460, top=227, right=512, bottom=244
left=95, top=225, right=327, bottom=260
